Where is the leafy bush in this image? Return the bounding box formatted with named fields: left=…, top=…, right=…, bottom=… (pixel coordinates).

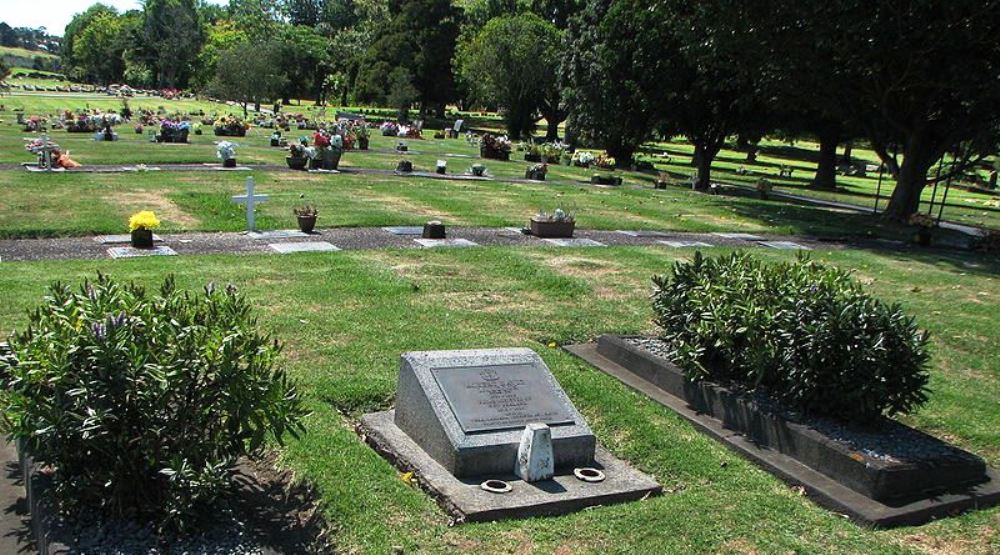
left=0, top=274, right=307, bottom=529
left=651, top=252, right=931, bottom=421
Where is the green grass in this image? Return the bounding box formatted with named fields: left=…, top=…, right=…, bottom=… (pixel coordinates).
left=0, top=45, right=57, bottom=60
left=0, top=246, right=996, bottom=553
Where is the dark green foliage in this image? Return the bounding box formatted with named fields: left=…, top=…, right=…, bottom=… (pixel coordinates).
left=651, top=252, right=931, bottom=421
left=0, top=274, right=307, bottom=529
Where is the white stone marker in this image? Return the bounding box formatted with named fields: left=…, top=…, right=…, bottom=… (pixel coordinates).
left=231, top=176, right=269, bottom=232
left=515, top=423, right=555, bottom=482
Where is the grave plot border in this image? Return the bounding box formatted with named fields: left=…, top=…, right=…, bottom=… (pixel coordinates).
left=563, top=336, right=1000, bottom=528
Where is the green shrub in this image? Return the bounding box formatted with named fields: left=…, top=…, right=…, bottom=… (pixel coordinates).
left=0, top=274, right=307, bottom=529
left=651, top=252, right=931, bottom=421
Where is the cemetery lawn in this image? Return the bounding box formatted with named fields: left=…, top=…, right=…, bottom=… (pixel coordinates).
left=0, top=246, right=996, bottom=553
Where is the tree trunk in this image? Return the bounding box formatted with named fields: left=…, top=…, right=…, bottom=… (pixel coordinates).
left=693, top=144, right=717, bottom=191
left=883, top=134, right=936, bottom=221
left=811, top=129, right=839, bottom=190
left=607, top=142, right=635, bottom=168
left=841, top=141, right=853, bottom=164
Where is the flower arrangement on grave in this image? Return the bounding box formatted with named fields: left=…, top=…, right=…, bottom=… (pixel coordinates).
left=908, top=212, right=936, bottom=246
left=479, top=133, right=512, bottom=160
left=530, top=207, right=576, bottom=238
left=471, top=163, right=487, bottom=177
left=293, top=205, right=318, bottom=233
left=156, top=119, right=191, bottom=143
left=380, top=121, right=399, bottom=136
left=128, top=210, right=160, bottom=248
left=654, top=171, right=672, bottom=189
left=216, top=141, right=238, bottom=167
left=593, top=153, right=616, bottom=170
left=213, top=116, right=249, bottom=137
left=352, top=123, right=371, bottom=150
left=436, top=159, right=447, bottom=174
left=572, top=150, right=595, bottom=167
left=396, top=159, right=413, bottom=173
left=525, top=163, right=548, bottom=181
left=286, top=139, right=317, bottom=170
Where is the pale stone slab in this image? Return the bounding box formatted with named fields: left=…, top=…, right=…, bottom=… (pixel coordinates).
left=658, top=240, right=714, bottom=248
left=760, top=241, right=812, bottom=250
left=616, top=230, right=668, bottom=237
left=94, top=234, right=162, bottom=244
left=269, top=242, right=340, bottom=254
left=247, top=229, right=309, bottom=240
left=413, top=238, right=478, bottom=248
left=393, top=348, right=595, bottom=478
left=107, top=246, right=177, bottom=259
left=541, top=238, right=605, bottom=247
left=382, top=226, right=424, bottom=235
left=713, top=232, right=765, bottom=241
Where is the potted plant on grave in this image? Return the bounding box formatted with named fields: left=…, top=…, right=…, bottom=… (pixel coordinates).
left=396, top=159, right=413, bottom=173
left=909, top=212, right=935, bottom=247
left=293, top=205, right=318, bottom=233
left=380, top=121, right=399, bottom=136
left=128, top=210, right=160, bottom=249
left=270, top=131, right=283, bottom=147
left=524, top=142, right=543, bottom=163
left=287, top=141, right=310, bottom=170
left=436, top=160, right=447, bottom=175
left=321, top=133, right=343, bottom=170
left=756, top=178, right=773, bottom=200
left=480, top=133, right=512, bottom=160
left=354, top=123, right=370, bottom=150
left=525, top=163, right=547, bottom=181
left=216, top=141, right=238, bottom=168
left=214, top=116, right=249, bottom=137
left=471, top=163, right=487, bottom=177
left=530, top=208, right=575, bottom=238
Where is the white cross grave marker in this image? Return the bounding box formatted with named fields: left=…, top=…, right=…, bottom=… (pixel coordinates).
left=231, top=176, right=269, bottom=232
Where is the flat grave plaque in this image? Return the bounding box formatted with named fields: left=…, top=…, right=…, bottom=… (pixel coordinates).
left=431, top=364, right=575, bottom=434
left=542, top=238, right=605, bottom=247
left=383, top=226, right=424, bottom=235
left=760, top=240, right=812, bottom=251
left=713, top=232, right=765, bottom=241
left=658, top=240, right=713, bottom=248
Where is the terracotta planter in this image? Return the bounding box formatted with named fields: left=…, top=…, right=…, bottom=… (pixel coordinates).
left=530, top=219, right=575, bottom=238
left=130, top=228, right=154, bottom=249
left=297, top=215, right=317, bottom=234
left=286, top=156, right=308, bottom=170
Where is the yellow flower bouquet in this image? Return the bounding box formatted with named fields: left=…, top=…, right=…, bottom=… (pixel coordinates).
left=128, top=211, right=160, bottom=249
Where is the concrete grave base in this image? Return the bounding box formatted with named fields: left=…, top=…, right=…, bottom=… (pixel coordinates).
left=107, top=246, right=177, bottom=259
left=359, top=410, right=661, bottom=523
left=563, top=341, right=1000, bottom=528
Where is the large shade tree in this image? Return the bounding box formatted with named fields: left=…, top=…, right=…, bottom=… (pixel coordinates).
left=206, top=41, right=287, bottom=117
left=456, top=13, right=562, bottom=139
left=793, top=1, right=1000, bottom=220
left=140, top=0, right=205, bottom=88
left=561, top=0, right=674, bottom=164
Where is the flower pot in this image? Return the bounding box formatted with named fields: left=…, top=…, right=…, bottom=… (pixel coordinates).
left=271, top=139, right=281, bottom=147
left=130, top=228, right=154, bottom=249
left=321, top=148, right=342, bottom=170
left=358, top=137, right=369, bottom=150
left=286, top=156, right=308, bottom=171
left=297, top=215, right=317, bottom=234
left=422, top=222, right=446, bottom=239
left=591, top=174, right=622, bottom=186
left=223, top=158, right=237, bottom=168
left=471, top=166, right=486, bottom=177
left=530, top=219, right=575, bottom=238
left=525, top=168, right=546, bottom=181
left=396, top=160, right=413, bottom=173
left=916, top=228, right=932, bottom=247
left=309, top=158, right=323, bottom=170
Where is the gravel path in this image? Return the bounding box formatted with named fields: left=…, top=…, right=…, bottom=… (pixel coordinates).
left=0, top=226, right=831, bottom=263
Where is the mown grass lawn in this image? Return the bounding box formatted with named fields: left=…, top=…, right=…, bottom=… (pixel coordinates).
left=0, top=245, right=996, bottom=553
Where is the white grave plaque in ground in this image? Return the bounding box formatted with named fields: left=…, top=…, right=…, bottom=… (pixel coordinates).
left=542, top=238, right=605, bottom=247
left=107, top=246, right=177, bottom=259
left=760, top=241, right=812, bottom=251
left=269, top=242, right=340, bottom=254
left=658, top=240, right=713, bottom=248
left=413, top=238, right=478, bottom=248
left=713, top=232, right=765, bottom=241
